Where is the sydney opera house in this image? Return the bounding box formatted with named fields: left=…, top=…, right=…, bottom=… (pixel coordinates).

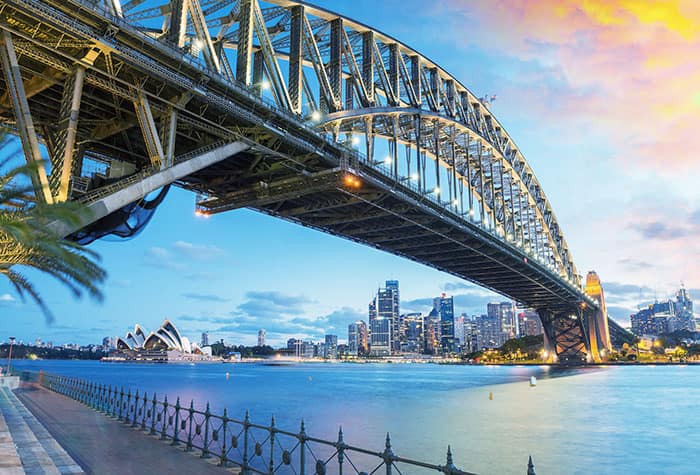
left=105, top=319, right=217, bottom=363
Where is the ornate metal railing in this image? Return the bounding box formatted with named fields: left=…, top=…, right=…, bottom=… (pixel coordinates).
left=36, top=371, right=490, bottom=475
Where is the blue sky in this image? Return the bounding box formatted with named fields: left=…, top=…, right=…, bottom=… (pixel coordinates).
left=3, top=0, right=700, bottom=345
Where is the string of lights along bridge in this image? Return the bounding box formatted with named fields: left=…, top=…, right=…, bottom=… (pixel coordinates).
left=0, top=0, right=628, bottom=362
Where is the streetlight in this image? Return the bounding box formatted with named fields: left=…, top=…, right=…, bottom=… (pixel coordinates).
left=6, top=336, right=15, bottom=376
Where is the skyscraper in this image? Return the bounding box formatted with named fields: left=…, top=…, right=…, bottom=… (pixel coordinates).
left=257, top=329, right=266, bottom=347
left=348, top=320, right=368, bottom=356
left=385, top=280, right=400, bottom=352
left=424, top=308, right=442, bottom=354
left=401, top=313, right=424, bottom=353
left=517, top=310, right=543, bottom=337
left=433, top=294, right=455, bottom=353
left=324, top=334, right=338, bottom=359
left=201, top=332, right=209, bottom=347
left=369, top=283, right=398, bottom=356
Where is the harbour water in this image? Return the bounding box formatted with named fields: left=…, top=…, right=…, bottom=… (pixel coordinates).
left=12, top=360, right=700, bottom=474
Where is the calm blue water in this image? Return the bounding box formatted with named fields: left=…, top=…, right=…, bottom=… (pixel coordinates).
left=11, top=360, right=700, bottom=474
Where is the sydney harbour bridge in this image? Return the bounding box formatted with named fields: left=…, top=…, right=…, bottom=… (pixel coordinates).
left=0, top=0, right=628, bottom=362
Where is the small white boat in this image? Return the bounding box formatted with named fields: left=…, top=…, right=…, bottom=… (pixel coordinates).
left=529, top=376, right=537, bottom=387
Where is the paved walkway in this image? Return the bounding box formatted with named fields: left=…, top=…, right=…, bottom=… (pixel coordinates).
left=15, top=385, right=234, bottom=475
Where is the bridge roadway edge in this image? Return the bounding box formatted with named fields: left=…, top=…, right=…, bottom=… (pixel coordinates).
left=14, top=383, right=235, bottom=475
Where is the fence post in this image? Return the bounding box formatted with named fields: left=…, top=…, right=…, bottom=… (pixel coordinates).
left=110, top=386, right=117, bottom=418
left=337, top=427, right=345, bottom=475
left=150, top=393, right=157, bottom=435
left=219, top=408, right=228, bottom=467
left=242, top=410, right=250, bottom=474
left=202, top=402, right=211, bottom=459
left=125, top=388, right=132, bottom=424
left=383, top=433, right=394, bottom=475
left=444, top=445, right=457, bottom=474
left=186, top=399, right=194, bottom=451
left=117, top=387, right=125, bottom=421
left=160, top=395, right=169, bottom=440
left=140, top=392, right=147, bottom=430
left=269, top=415, right=276, bottom=474
left=172, top=397, right=181, bottom=446
left=132, top=390, right=140, bottom=427
left=299, top=419, right=306, bottom=475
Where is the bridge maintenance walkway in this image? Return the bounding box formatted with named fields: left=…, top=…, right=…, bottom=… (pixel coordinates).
left=10, top=384, right=233, bottom=475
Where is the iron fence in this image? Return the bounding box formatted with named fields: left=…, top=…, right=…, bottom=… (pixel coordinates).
left=36, top=371, right=481, bottom=475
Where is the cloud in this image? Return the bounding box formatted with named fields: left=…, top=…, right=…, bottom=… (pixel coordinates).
left=617, top=258, right=653, bottom=271
left=143, top=247, right=183, bottom=270
left=182, top=293, right=229, bottom=303
left=0, top=294, right=15, bottom=302
left=172, top=241, right=225, bottom=260
left=143, top=241, right=227, bottom=270
left=629, top=221, right=688, bottom=240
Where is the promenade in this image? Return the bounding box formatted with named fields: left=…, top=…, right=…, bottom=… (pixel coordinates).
left=4, top=383, right=233, bottom=474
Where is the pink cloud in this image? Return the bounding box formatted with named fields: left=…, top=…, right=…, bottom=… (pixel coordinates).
left=438, top=0, right=700, bottom=171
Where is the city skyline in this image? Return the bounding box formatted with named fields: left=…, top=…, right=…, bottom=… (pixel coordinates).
left=3, top=0, right=700, bottom=346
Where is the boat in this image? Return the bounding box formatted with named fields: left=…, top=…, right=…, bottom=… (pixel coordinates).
left=529, top=376, right=537, bottom=387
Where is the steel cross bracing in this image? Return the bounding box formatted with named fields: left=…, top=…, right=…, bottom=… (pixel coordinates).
left=0, top=0, right=597, bottom=362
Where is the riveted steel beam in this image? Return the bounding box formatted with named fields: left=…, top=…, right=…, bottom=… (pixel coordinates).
left=0, top=30, right=52, bottom=204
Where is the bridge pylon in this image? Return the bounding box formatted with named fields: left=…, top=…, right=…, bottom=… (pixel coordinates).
left=583, top=271, right=612, bottom=362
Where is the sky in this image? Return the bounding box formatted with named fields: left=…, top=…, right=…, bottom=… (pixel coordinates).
left=2, top=0, right=700, bottom=346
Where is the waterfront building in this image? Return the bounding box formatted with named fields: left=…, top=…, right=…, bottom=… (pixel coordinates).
left=424, top=308, right=442, bottom=354
left=348, top=321, right=368, bottom=356
left=500, top=302, right=516, bottom=339
left=201, top=332, right=209, bottom=347
left=454, top=315, right=466, bottom=347
left=110, top=320, right=213, bottom=362
left=369, top=283, right=398, bottom=356
left=401, top=313, right=424, bottom=353
left=385, top=280, right=400, bottom=352
left=324, top=334, right=338, bottom=359
left=102, top=336, right=115, bottom=350
left=674, top=286, right=694, bottom=331
left=475, top=314, right=503, bottom=349
left=631, top=300, right=675, bottom=336
left=257, top=329, right=266, bottom=347
left=463, top=318, right=479, bottom=353
left=517, top=310, right=543, bottom=337
left=434, top=294, right=455, bottom=354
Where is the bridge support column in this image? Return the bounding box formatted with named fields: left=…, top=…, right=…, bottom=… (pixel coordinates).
left=538, top=308, right=588, bottom=364
left=0, top=30, right=52, bottom=204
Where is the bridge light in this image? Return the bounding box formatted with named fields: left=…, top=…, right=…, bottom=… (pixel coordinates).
left=310, top=110, right=322, bottom=122
left=261, top=80, right=271, bottom=91
left=433, top=187, right=440, bottom=194
left=351, top=136, right=360, bottom=146
left=384, top=156, right=392, bottom=165
left=468, top=209, right=475, bottom=216
left=410, top=173, right=419, bottom=181
left=452, top=199, right=459, bottom=206
left=192, top=38, right=204, bottom=52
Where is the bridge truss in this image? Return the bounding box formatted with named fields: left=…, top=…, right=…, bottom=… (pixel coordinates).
left=0, top=0, right=608, bottom=362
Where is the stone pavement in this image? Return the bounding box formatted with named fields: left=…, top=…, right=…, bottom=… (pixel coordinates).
left=14, top=384, right=234, bottom=475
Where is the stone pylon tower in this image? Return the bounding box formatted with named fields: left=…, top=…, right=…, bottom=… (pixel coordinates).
left=584, top=271, right=612, bottom=361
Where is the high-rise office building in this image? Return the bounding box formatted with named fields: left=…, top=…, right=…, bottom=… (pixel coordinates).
left=348, top=320, right=368, bottom=356
left=369, top=282, right=398, bottom=356
left=517, top=310, right=543, bottom=337
left=201, top=332, right=209, bottom=347
left=500, top=302, right=516, bottom=339
left=385, top=280, right=400, bottom=352
left=257, top=329, right=266, bottom=347
left=324, top=334, right=338, bottom=359
left=401, top=313, right=424, bottom=353
left=434, top=294, right=455, bottom=353
left=424, top=308, right=442, bottom=354
left=476, top=313, right=502, bottom=349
